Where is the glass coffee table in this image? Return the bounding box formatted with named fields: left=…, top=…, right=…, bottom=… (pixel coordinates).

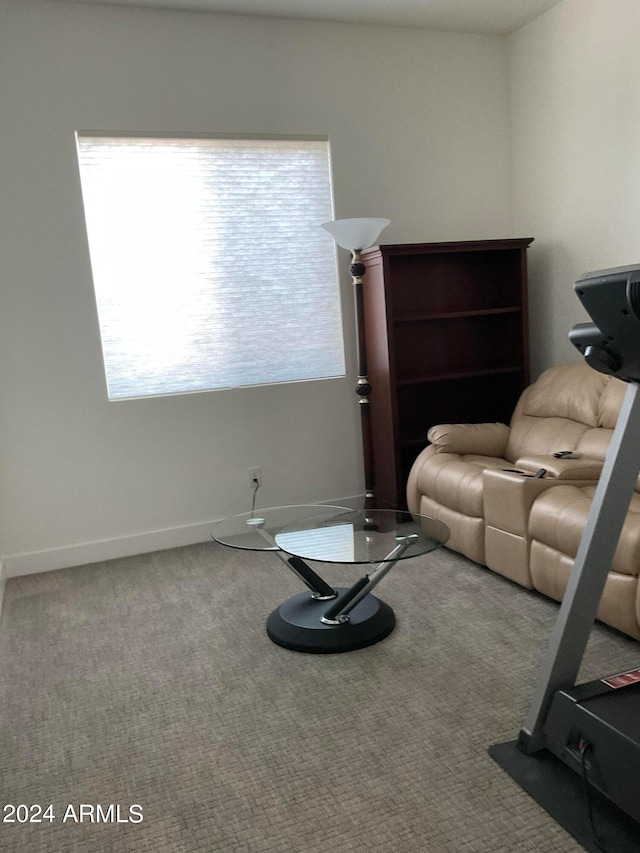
left=212, top=505, right=448, bottom=654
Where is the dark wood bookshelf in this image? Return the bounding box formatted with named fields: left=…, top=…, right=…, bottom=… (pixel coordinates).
left=360, top=238, right=534, bottom=509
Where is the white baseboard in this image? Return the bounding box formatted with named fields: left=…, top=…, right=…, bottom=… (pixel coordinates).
left=2, top=521, right=217, bottom=578
left=0, top=560, right=5, bottom=621
left=1, top=495, right=364, bottom=579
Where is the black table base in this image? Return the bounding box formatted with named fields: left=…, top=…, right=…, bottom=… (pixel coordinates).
left=266, top=588, right=395, bottom=654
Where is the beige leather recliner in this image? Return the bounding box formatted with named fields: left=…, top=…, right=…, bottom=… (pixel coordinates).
left=406, top=362, right=640, bottom=640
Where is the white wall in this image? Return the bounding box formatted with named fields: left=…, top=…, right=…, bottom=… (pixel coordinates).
left=0, top=0, right=512, bottom=573
left=508, top=0, right=640, bottom=376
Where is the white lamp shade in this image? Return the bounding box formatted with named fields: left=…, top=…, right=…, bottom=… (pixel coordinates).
left=322, top=217, right=390, bottom=250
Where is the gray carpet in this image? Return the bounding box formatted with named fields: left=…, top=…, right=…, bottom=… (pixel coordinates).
left=1, top=542, right=638, bottom=852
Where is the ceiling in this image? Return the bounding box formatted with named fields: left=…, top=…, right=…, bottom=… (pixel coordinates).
left=60, top=0, right=563, bottom=34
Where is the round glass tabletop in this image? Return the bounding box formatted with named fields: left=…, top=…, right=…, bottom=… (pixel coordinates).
left=212, top=504, right=449, bottom=565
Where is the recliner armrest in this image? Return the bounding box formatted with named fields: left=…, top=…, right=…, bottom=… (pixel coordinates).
left=483, top=468, right=601, bottom=537
left=515, top=454, right=604, bottom=480
left=427, top=422, right=510, bottom=456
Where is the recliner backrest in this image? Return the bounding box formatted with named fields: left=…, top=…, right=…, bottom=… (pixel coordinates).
left=505, top=363, right=609, bottom=463
left=576, top=377, right=627, bottom=461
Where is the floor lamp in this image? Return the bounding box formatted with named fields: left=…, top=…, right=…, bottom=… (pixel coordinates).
left=322, top=217, right=390, bottom=510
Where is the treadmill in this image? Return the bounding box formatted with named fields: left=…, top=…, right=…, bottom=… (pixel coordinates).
left=491, top=264, right=640, bottom=851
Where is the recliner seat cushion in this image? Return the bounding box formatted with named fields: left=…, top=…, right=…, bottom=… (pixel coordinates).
left=415, top=453, right=509, bottom=518
left=529, top=485, right=640, bottom=577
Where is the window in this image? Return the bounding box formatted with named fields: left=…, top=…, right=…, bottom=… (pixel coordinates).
left=75, top=133, right=345, bottom=400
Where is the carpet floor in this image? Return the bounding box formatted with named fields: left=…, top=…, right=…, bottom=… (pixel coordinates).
left=1, top=542, right=638, bottom=852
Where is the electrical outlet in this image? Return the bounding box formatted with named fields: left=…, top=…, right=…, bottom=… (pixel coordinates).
left=248, top=466, right=262, bottom=488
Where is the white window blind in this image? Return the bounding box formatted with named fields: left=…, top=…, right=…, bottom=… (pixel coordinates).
left=75, top=133, right=345, bottom=400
